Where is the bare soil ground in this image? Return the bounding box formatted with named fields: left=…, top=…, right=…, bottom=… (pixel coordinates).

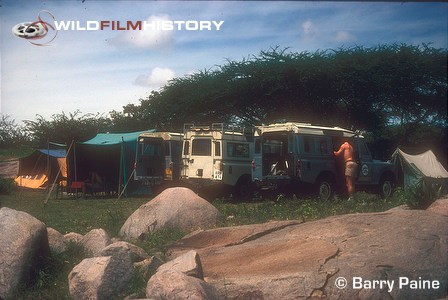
left=0, top=160, right=19, bottom=178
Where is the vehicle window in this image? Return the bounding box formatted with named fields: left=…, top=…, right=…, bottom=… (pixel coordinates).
left=183, top=141, right=190, bottom=155
left=192, top=139, right=211, bottom=156
left=358, top=140, right=370, bottom=157
left=227, top=142, right=250, bottom=158
left=141, top=142, right=162, bottom=156
left=263, top=139, right=282, bottom=154
left=303, top=136, right=314, bottom=153
left=215, top=141, right=221, bottom=156
left=173, top=141, right=182, bottom=156
left=318, top=138, right=329, bottom=155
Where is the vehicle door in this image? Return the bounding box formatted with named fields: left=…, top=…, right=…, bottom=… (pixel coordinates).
left=355, top=138, right=374, bottom=184
left=188, top=137, right=214, bottom=179
left=135, top=137, right=164, bottom=179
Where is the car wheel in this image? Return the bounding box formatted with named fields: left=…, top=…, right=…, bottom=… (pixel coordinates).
left=233, top=178, right=254, bottom=201
left=316, top=176, right=335, bottom=201
left=379, top=177, right=394, bottom=199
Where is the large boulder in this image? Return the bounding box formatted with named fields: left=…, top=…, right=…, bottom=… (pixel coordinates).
left=168, top=209, right=448, bottom=299
left=68, top=248, right=134, bottom=300
left=47, top=227, right=68, bottom=254
left=157, top=250, right=203, bottom=279
left=426, top=197, right=448, bottom=216
left=80, top=228, right=111, bottom=257
left=0, top=207, right=50, bottom=299
left=64, top=232, right=84, bottom=245
left=119, top=187, right=220, bottom=241
left=100, top=241, right=148, bottom=263
left=146, top=269, right=218, bottom=300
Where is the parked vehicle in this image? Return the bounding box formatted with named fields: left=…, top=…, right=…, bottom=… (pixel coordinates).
left=252, top=122, right=396, bottom=200
left=134, top=132, right=183, bottom=187
left=181, top=123, right=254, bottom=199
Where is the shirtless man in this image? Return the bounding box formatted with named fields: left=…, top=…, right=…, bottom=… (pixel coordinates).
left=334, top=140, right=358, bottom=200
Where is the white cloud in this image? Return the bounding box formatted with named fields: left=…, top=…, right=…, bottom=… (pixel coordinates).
left=335, top=31, right=355, bottom=42
left=302, top=20, right=316, bottom=36
left=135, top=67, right=176, bottom=87
left=110, top=14, right=174, bottom=50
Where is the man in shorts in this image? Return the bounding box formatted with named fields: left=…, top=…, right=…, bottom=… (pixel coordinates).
left=334, top=140, right=358, bottom=200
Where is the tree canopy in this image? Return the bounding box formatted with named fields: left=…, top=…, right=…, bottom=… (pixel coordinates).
left=140, top=44, right=446, bottom=134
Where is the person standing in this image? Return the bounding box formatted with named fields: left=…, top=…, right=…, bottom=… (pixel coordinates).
left=334, top=139, right=358, bottom=200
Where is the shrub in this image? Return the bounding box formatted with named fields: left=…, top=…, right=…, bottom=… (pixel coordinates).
left=0, top=177, right=17, bottom=194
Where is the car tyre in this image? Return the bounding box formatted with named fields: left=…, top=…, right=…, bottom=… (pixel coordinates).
left=379, top=176, right=395, bottom=199
left=316, top=176, right=335, bottom=201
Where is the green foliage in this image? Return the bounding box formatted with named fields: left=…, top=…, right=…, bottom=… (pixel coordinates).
left=23, top=111, right=113, bottom=146
left=0, top=177, right=17, bottom=194
left=13, top=242, right=86, bottom=300
left=405, top=179, right=447, bottom=209
left=139, top=44, right=446, bottom=134
left=136, top=227, right=187, bottom=257
left=0, top=114, right=30, bottom=148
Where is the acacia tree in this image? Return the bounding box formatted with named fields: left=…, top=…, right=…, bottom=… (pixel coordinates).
left=0, top=114, right=29, bottom=148
left=136, top=44, right=446, bottom=136
left=24, top=111, right=112, bottom=147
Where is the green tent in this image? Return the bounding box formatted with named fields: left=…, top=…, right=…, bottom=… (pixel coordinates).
left=72, top=130, right=155, bottom=195
left=392, top=148, right=448, bottom=205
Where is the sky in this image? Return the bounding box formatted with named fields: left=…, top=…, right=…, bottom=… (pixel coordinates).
left=1, top=1, right=447, bottom=124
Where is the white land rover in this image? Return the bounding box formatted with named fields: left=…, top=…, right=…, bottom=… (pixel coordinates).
left=181, top=123, right=254, bottom=199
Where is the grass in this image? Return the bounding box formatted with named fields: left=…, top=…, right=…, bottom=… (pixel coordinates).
left=213, top=190, right=408, bottom=227
left=0, top=190, right=148, bottom=236
left=0, top=188, right=408, bottom=299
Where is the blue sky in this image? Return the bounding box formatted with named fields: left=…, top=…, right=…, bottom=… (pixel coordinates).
left=1, top=1, right=447, bottom=123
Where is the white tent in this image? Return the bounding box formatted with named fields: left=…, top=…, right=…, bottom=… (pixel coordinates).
left=392, top=148, right=448, bottom=206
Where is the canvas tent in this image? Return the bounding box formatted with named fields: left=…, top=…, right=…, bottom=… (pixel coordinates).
left=70, top=130, right=155, bottom=195
left=15, top=149, right=67, bottom=189
left=392, top=148, right=448, bottom=198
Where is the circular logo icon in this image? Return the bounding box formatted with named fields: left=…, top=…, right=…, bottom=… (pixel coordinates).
left=361, top=164, right=369, bottom=176
left=11, top=11, right=58, bottom=46
left=335, top=277, right=348, bottom=289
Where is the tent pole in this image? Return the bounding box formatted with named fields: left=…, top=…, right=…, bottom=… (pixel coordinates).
left=74, top=141, right=78, bottom=197
left=122, top=137, right=127, bottom=198
left=118, top=139, right=123, bottom=196
left=118, top=169, right=135, bottom=200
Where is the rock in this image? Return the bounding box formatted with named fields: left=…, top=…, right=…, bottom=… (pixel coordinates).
left=100, top=241, right=148, bottom=263
left=80, top=228, right=111, bottom=257
left=157, top=250, right=203, bottom=279
left=68, top=249, right=134, bottom=300
left=146, top=270, right=218, bottom=300
left=167, top=210, right=448, bottom=299
left=134, top=256, right=164, bottom=281
left=119, top=187, right=220, bottom=241
left=0, top=207, right=50, bottom=299
left=426, top=197, right=448, bottom=216
left=64, top=232, right=84, bottom=245
left=47, top=227, right=68, bottom=254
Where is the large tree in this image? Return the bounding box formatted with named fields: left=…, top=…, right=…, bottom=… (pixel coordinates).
left=137, top=44, right=446, bottom=134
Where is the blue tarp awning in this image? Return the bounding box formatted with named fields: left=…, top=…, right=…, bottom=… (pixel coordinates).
left=37, top=149, right=67, bottom=158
